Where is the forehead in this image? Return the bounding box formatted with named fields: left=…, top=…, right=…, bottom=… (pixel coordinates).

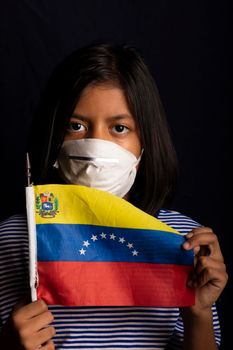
left=73, top=84, right=132, bottom=117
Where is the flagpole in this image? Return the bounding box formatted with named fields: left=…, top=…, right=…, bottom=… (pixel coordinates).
left=26, top=152, right=31, bottom=187
left=25, top=153, right=38, bottom=302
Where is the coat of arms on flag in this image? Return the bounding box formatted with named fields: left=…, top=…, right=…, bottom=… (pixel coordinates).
left=35, top=192, right=59, bottom=218
left=26, top=184, right=195, bottom=307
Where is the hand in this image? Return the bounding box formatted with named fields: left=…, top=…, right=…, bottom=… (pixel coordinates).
left=182, top=227, right=228, bottom=315
left=1, top=299, right=55, bottom=349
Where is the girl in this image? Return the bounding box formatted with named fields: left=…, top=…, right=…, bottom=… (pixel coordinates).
left=0, top=43, right=227, bottom=350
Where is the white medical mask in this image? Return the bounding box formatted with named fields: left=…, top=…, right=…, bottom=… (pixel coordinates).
left=55, top=138, right=142, bottom=198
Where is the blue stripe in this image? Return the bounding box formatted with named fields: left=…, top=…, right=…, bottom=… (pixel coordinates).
left=36, top=223, right=193, bottom=264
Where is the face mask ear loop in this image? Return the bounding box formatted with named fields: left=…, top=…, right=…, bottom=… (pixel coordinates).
left=53, top=160, right=59, bottom=169
left=136, top=148, right=144, bottom=166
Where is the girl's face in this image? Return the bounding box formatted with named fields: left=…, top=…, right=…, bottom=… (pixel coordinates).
left=64, top=84, right=142, bottom=158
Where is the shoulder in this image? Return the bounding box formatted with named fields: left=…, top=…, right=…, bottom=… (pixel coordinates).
left=0, top=214, right=28, bottom=240
left=0, top=213, right=29, bottom=272
left=0, top=213, right=27, bottom=226
left=157, top=209, right=202, bottom=235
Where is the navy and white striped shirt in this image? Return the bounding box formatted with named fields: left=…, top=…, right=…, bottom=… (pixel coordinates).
left=0, top=210, right=221, bottom=349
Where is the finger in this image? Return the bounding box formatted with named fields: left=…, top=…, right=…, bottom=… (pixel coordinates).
left=185, top=227, right=216, bottom=243
left=193, top=246, right=200, bottom=255
left=184, top=231, right=217, bottom=249
left=41, top=340, right=55, bottom=349
left=192, top=266, right=228, bottom=290
left=29, top=310, right=54, bottom=333
left=191, top=244, right=209, bottom=258
left=187, top=256, right=226, bottom=287
left=195, top=256, right=227, bottom=275
left=188, top=260, right=226, bottom=286
left=24, top=332, right=55, bottom=350
left=13, top=299, right=48, bottom=321
left=35, top=326, right=56, bottom=348
left=188, top=227, right=213, bottom=235
left=183, top=231, right=223, bottom=260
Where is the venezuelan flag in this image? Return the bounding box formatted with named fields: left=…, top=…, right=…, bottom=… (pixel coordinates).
left=26, top=184, right=194, bottom=307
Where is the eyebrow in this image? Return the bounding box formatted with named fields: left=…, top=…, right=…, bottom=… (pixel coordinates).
left=70, top=113, right=134, bottom=122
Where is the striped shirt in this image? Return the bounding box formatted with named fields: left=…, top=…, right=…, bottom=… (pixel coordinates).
left=0, top=210, right=221, bottom=349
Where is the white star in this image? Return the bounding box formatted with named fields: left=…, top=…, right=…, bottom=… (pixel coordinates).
left=110, top=233, right=116, bottom=240
left=83, top=240, right=90, bottom=247
left=79, top=248, right=86, bottom=255
left=127, top=243, right=134, bottom=249
left=132, top=250, right=138, bottom=256
left=119, top=237, right=125, bottom=243
left=100, top=232, right=107, bottom=239
left=91, top=235, right=98, bottom=242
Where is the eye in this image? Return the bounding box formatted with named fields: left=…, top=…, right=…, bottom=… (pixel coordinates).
left=67, top=122, right=86, bottom=133
left=112, top=125, right=129, bottom=134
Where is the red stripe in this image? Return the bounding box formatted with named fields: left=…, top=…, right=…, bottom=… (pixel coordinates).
left=37, top=261, right=194, bottom=307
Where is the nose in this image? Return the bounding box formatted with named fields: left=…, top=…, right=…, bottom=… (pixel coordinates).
left=88, top=125, right=110, bottom=141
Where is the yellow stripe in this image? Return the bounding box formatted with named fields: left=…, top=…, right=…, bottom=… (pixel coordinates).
left=34, top=184, right=181, bottom=234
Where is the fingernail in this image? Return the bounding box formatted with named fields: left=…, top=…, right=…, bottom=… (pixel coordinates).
left=186, top=232, right=193, bottom=238
left=183, top=242, right=190, bottom=249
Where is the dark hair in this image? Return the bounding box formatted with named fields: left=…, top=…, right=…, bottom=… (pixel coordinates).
left=28, top=43, right=178, bottom=216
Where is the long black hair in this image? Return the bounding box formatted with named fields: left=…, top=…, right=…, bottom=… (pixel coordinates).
left=28, top=43, right=178, bottom=216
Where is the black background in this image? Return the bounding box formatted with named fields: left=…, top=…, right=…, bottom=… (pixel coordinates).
left=0, top=1, right=232, bottom=348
